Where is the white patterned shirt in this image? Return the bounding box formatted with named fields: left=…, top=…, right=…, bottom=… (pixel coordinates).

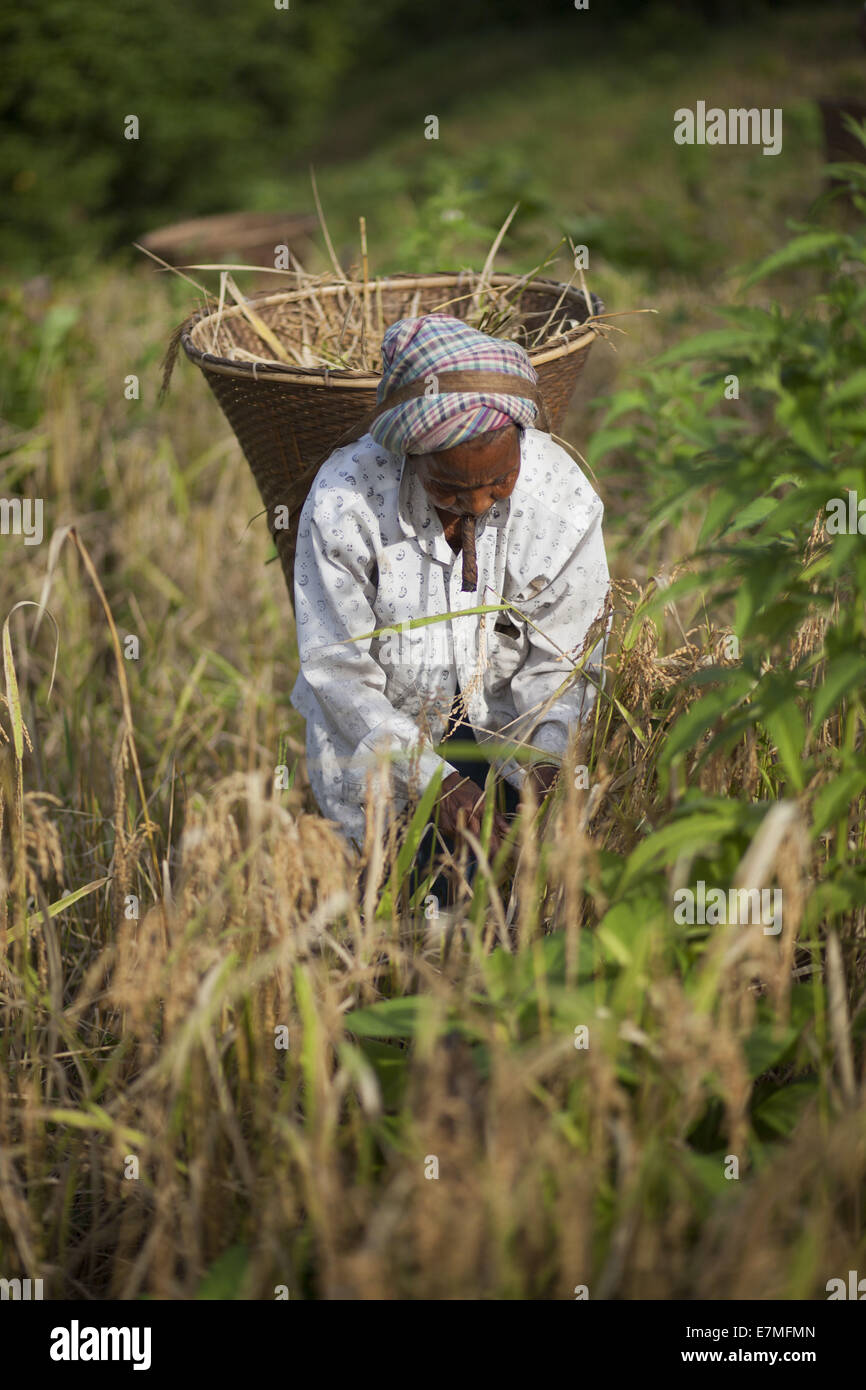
left=291, top=427, right=610, bottom=847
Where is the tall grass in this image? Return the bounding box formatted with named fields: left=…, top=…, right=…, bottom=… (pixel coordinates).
left=1, top=140, right=866, bottom=1299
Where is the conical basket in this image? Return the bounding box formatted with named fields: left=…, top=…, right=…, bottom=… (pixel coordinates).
left=178, top=271, right=603, bottom=602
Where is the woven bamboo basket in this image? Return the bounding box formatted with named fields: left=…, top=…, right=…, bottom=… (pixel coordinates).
left=140, top=210, right=318, bottom=269
left=178, top=271, right=603, bottom=603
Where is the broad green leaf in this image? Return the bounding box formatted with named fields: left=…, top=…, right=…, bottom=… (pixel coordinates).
left=595, top=390, right=648, bottom=427
left=594, top=897, right=661, bottom=968
left=775, top=391, right=827, bottom=464
left=804, top=872, right=866, bottom=928
left=376, top=764, right=444, bottom=919
left=827, top=368, right=866, bottom=410
left=753, top=1081, right=818, bottom=1137
left=357, top=1038, right=409, bottom=1110
left=740, top=231, right=843, bottom=289
left=659, top=675, right=755, bottom=770
left=345, top=995, right=436, bottom=1040
left=652, top=328, right=764, bottom=367
left=699, top=485, right=743, bottom=544
left=195, top=1244, right=250, bottom=1300
left=813, top=652, right=866, bottom=726
left=613, top=697, right=648, bottom=748
left=619, top=810, right=741, bottom=892
left=743, top=1021, right=799, bottom=1078
left=586, top=426, right=634, bottom=468
left=811, top=767, right=866, bottom=837
left=681, top=1149, right=741, bottom=1197
left=763, top=698, right=806, bottom=791
left=731, top=495, right=778, bottom=530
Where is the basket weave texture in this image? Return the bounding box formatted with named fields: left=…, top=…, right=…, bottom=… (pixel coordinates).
left=180, top=272, right=602, bottom=602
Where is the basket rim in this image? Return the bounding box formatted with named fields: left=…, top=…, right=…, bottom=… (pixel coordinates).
left=179, top=271, right=600, bottom=387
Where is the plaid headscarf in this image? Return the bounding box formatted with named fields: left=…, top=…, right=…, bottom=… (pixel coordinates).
left=368, top=314, right=539, bottom=456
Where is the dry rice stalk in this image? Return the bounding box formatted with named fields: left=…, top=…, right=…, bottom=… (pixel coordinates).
left=149, top=212, right=625, bottom=384
left=211, top=270, right=229, bottom=354
left=309, top=165, right=347, bottom=283
left=532, top=268, right=579, bottom=347
left=223, top=274, right=291, bottom=365
left=470, top=202, right=520, bottom=317
left=298, top=293, right=313, bottom=366
left=359, top=216, right=372, bottom=366
left=826, top=929, right=858, bottom=1106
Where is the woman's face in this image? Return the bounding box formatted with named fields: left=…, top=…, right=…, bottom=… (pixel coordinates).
left=412, top=425, right=520, bottom=519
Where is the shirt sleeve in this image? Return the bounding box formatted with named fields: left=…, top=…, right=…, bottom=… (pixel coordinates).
left=505, top=492, right=610, bottom=781
left=294, top=484, right=457, bottom=809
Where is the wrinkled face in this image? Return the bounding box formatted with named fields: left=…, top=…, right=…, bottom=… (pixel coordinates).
left=412, top=425, right=520, bottom=519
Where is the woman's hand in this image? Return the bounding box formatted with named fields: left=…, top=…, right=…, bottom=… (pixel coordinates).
left=437, top=771, right=511, bottom=856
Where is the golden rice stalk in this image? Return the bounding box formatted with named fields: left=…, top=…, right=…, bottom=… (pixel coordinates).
left=470, top=202, right=519, bottom=317
left=2, top=605, right=30, bottom=825
left=309, top=164, right=348, bottom=283
left=223, top=274, right=292, bottom=365
left=826, top=929, right=858, bottom=1107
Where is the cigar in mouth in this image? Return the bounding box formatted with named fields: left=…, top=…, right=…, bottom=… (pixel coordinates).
left=460, top=512, right=478, bottom=592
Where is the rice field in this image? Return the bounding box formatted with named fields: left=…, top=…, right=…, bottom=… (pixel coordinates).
left=1, top=7, right=865, bottom=1303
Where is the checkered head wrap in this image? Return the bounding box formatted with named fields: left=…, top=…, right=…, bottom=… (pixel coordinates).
left=368, top=314, right=539, bottom=455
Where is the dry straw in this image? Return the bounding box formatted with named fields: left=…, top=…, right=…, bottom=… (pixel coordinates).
left=150, top=187, right=631, bottom=602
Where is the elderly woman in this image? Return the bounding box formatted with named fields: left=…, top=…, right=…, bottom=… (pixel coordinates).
left=291, top=314, right=610, bottom=859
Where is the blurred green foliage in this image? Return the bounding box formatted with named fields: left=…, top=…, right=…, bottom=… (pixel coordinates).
left=2, top=0, right=797, bottom=271
left=0, top=291, right=82, bottom=430
left=1, top=0, right=397, bottom=266
left=592, top=126, right=866, bottom=821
